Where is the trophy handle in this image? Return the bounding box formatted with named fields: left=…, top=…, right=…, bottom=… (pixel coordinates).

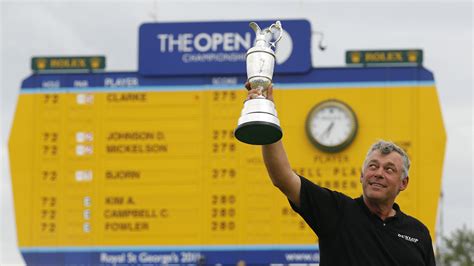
left=249, top=22, right=261, bottom=35
left=268, top=21, right=282, bottom=48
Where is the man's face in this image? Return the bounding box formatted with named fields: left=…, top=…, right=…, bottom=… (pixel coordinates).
left=361, top=150, right=408, bottom=204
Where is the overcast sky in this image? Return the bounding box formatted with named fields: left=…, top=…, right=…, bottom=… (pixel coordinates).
left=1, top=0, right=472, bottom=264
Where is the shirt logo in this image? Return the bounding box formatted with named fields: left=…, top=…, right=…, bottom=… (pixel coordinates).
left=397, top=233, right=419, bottom=243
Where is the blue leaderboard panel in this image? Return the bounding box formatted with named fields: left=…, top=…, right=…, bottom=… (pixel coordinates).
left=22, top=246, right=320, bottom=265
left=21, top=67, right=435, bottom=89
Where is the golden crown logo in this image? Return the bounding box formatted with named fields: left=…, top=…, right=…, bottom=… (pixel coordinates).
left=90, top=58, right=101, bottom=69
left=36, top=59, right=47, bottom=70
left=351, top=52, right=361, bottom=63
left=407, top=51, right=418, bottom=62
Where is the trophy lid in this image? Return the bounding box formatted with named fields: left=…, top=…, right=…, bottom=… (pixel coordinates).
left=249, top=21, right=282, bottom=49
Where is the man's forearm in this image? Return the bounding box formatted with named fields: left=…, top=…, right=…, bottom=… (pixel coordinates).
left=262, top=141, right=292, bottom=186
left=262, top=140, right=301, bottom=205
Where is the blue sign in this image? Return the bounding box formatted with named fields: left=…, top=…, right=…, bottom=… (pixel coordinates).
left=138, top=20, right=312, bottom=76
left=21, top=247, right=320, bottom=265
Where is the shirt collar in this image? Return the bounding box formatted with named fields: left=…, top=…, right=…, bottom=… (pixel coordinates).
left=356, top=196, right=404, bottom=222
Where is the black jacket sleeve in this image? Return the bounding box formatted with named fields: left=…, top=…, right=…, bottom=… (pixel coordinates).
left=423, top=227, right=436, bottom=266
left=289, top=175, right=349, bottom=238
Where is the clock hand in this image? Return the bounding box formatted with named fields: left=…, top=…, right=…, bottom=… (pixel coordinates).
left=321, top=122, right=334, bottom=138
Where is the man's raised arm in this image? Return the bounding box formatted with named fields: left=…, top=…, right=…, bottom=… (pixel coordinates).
left=262, top=141, right=301, bottom=207
left=244, top=82, right=301, bottom=207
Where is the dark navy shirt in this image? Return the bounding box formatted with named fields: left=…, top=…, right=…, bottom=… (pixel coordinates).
left=290, top=175, right=436, bottom=266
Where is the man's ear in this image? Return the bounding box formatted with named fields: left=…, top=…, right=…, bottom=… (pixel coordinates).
left=399, top=176, right=409, bottom=191
left=360, top=172, right=363, bottom=183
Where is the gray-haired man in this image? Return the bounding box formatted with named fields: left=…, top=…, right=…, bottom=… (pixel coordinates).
left=248, top=84, right=436, bottom=265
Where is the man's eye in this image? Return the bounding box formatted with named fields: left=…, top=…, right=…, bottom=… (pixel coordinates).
left=386, top=168, right=394, bottom=173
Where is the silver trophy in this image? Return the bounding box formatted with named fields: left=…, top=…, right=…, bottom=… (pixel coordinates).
left=234, top=21, right=283, bottom=145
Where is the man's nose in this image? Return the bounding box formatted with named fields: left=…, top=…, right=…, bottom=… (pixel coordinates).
left=374, top=167, right=385, bottom=178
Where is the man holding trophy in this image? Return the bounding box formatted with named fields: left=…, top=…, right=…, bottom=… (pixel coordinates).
left=235, top=21, right=435, bottom=265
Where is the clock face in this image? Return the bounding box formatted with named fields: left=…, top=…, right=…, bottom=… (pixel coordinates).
left=306, top=100, right=358, bottom=152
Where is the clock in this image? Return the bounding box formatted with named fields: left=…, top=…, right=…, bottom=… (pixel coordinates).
left=305, top=99, right=358, bottom=152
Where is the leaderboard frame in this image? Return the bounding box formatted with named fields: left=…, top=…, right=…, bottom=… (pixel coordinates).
left=10, top=67, right=445, bottom=265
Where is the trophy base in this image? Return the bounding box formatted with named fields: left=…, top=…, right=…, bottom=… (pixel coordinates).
left=235, top=98, right=282, bottom=145
left=235, top=121, right=282, bottom=145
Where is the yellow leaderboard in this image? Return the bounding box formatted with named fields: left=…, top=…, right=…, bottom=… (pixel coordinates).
left=10, top=88, right=314, bottom=246
left=9, top=69, right=446, bottom=265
